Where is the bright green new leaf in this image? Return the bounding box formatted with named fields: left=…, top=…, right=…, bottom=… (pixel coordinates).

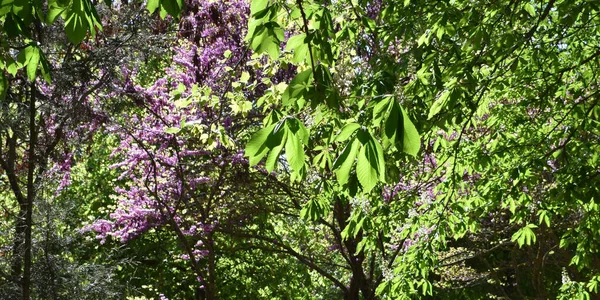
left=245, top=124, right=277, bottom=166
left=165, top=127, right=181, bottom=134
left=285, top=131, right=304, bottom=173
left=0, top=0, right=14, bottom=16
left=333, top=138, right=360, bottom=185
left=26, top=46, right=40, bottom=81
left=282, top=69, right=312, bottom=106
left=428, top=89, right=451, bottom=119
left=6, top=57, right=18, bottom=76
left=400, top=106, right=420, bottom=156
left=147, top=0, right=159, bottom=13
left=265, top=129, right=286, bottom=172
left=286, top=33, right=309, bottom=63
left=524, top=3, right=535, bottom=17
left=334, top=123, right=360, bottom=142
left=240, top=71, right=250, bottom=83
left=356, top=140, right=379, bottom=192
left=250, top=0, right=268, bottom=16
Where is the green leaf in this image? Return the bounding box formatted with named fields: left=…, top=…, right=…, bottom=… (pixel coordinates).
left=373, top=97, right=392, bottom=125
left=334, top=123, right=360, bottom=142
left=400, top=106, right=420, bottom=156
left=65, top=2, right=87, bottom=44
left=333, top=138, right=360, bottom=185
left=26, top=46, right=40, bottom=81
left=250, top=22, right=283, bottom=59
left=285, top=126, right=305, bottom=173
left=250, top=0, right=268, bottom=16
left=6, top=57, right=18, bottom=76
left=373, top=136, right=386, bottom=181
left=12, top=0, right=30, bottom=22
left=285, top=33, right=306, bottom=50
left=282, top=69, right=312, bottom=106
left=160, top=0, right=183, bottom=19
left=46, top=5, right=66, bottom=24
left=63, top=0, right=103, bottom=43
left=4, top=13, right=25, bottom=38
left=292, top=118, right=310, bottom=144
left=0, top=0, right=14, bottom=16
left=165, top=127, right=181, bottom=134
left=382, top=101, right=399, bottom=148
left=147, top=0, right=159, bottom=13
left=428, top=90, right=450, bottom=119
left=356, top=140, right=379, bottom=192
left=265, top=129, right=286, bottom=172
left=511, top=225, right=537, bottom=248
left=17, top=45, right=41, bottom=81
left=245, top=124, right=277, bottom=166
left=524, top=3, right=535, bottom=17
left=286, top=33, right=309, bottom=64
left=240, top=71, right=250, bottom=83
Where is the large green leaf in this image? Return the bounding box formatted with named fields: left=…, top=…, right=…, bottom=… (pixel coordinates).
left=382, top=100, right=399, bottom=148
left=64, top=1, right=87, bottom=44
left=285, top=131, right=305, bottom=173
left=160, top=0, right=183, bottom=19
left=250, top=0, right=268, bottom=16
left=245, top=124, right=277, bottom=166
left=428, top=89, right=450, bottom=119
left=63, top=0, right=102, bottom=43
left=25, top=46, right=40, bottom=81
left=286, top=118, right=309, bottom=144
left=373, top=97, right=392, bottom=125
left=46, top=4, right=66, bottom=24
left=282, top=69, right=312, bottom=106
left=333, top=138, right=359, bottom=185
left=249, top=22, right=283, bottom=59
left=400, top=107, right=420, bottom=156
left=0, top=0, right=14, bottom=16
left=356, top=141, right=379, bottom=192
left=17, top=45, right=40, bottom=81
left=11, top=0, right=31, bottom=23
left=334, top=123, right=360, bottom=142
left=265, top=129, right=286, bottom=172
left=285, top=33, right=310, bottom=64
left=146, top=0, right=159, bottom=13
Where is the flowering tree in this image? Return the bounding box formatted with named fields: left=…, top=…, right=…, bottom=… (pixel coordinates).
left=3, top=0, right=600, bottom=299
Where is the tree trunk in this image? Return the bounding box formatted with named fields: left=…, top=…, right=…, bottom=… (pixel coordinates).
left=11, top=207, right=25, bottom=289
left=206, top=233, right=217, bottom=300
left=23, top=82, right=38, bottom=300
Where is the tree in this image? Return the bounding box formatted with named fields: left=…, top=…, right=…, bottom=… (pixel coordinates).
left=0, top=2, right=178, bottom=298
left=243, top=0, right=600, bottom=298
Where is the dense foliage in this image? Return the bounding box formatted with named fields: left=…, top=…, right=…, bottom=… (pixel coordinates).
left=0, top=0, right=599, bottom=299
